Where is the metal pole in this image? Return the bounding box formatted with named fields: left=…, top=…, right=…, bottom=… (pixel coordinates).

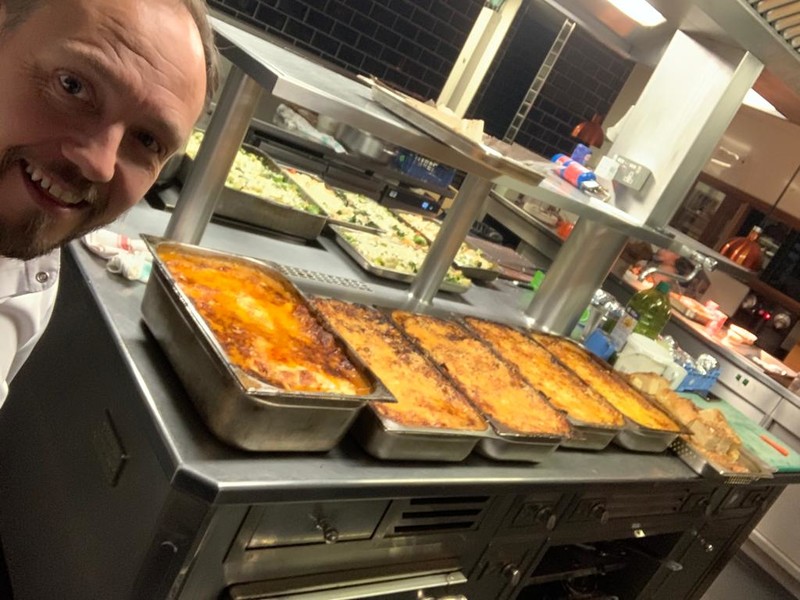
left=406, top=174, right=493, bottom=308
left=164, top=65, right=262, bottom=243
left=524, top=219, right=628, bottom=334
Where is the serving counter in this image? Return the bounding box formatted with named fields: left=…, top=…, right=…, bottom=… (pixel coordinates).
left=0, top=203, right=796, bottom=600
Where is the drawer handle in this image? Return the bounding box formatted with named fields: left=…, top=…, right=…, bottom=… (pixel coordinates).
left=314, top=518, right=340, bottom=544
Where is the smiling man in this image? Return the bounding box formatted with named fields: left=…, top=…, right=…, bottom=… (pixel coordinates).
left=0, top=0, right=218, bottom=406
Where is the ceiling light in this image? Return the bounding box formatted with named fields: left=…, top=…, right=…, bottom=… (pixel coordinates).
left=742, top=89, right=786, bottom=119
left=606, top=0, right=666, bottom=27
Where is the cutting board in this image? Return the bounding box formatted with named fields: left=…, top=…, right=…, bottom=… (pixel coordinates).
left=682, top=393, right=800, bottom=473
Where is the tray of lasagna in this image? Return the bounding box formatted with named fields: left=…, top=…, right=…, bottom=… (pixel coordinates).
left=626, top=374, right=774, bottom=483
left=310, top=297, right=490, bottom=461
left=461, top=317, right=625, bottom=451
left=529, top=333, right=685, bottom=453
left=180, top=131, right=327, bottom=240
left=391, top=311, right=572, bottom=462
left=329, top=225, right=472, bottom=294
left=140, top=237, right=393, bottom=452
left=392, top=210, right=501, bottom=282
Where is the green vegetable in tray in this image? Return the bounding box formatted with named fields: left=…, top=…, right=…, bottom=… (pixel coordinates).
left=185, top=130, right=322, bottom=215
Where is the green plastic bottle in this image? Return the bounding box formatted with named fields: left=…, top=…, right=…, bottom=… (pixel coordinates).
left=606, top=281, right=672, bottom=349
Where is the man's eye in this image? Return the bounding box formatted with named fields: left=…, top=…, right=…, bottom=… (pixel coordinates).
left=58, top=73, right=87, bottom=98
left=136, top=131, right=162, bottom=154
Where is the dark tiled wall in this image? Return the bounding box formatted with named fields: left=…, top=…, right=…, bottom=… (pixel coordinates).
left=512, top=29, right=634, bottom=158
left=209, top=0, right=485, bottom=101
left=210, top=0, right=632, bottom=160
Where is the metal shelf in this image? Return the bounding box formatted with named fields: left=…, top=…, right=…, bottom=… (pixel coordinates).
left=210, top=16, right=712, bottom=247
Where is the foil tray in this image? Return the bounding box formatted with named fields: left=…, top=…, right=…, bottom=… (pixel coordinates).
left=330, top=225, right=471, bottom=294
left=529, top=333, right=686, bottom=453
left=388, top=312, right=566, bottom=463
left=351, top=407, right=486, bottom=462
left=392, top=209, right=501, bottom=282
left=475, top=434, right=560, bottom=463
left=177, top=146, right=328, bottom=240
left=671, top=438, right=775, bottom=484
left=458, top=317, right=621, bottom=452
left=371, top=81, right=545, bottom=187
left=279, top=166, right=385, bottom=235
left=140, top=237, right=392, bottom=452
left=560, top=419, right=621, bottom=451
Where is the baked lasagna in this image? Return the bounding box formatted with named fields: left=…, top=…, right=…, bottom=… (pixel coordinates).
left=393, top=312, right=571, bottom=437
left=532, top=334, right=679, bottom=432
left=311, top=298, right=486, bottom=431
left=465, top=317, right=624, bottom=428
left=157, top=247, right=371, bottom=395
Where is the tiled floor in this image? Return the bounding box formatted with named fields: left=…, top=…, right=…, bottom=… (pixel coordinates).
left=702, top=554, right=797, bottom=600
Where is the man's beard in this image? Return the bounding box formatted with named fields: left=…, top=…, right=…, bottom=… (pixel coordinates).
left=0, top=147, right=107, bottom=261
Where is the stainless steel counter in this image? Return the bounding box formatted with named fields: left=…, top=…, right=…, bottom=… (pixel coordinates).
left=99, top=202, right=700, bottom=503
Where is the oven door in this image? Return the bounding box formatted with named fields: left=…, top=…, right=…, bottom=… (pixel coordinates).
left=226, top=568, right=468, bottom=600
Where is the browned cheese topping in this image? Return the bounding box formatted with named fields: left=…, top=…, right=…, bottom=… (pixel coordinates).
left=393, top=312, right=571, bottom=437
left=311, top=298, right=486, bottom=430
left=466, top=318, right=624, bottom=428
left=158, top=247, right=371, bottom=395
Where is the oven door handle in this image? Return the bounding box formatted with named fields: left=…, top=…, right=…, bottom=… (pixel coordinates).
left=229, top=570, right=468, bottom=600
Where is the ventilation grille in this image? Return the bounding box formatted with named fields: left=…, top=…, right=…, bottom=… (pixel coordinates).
left=276, top=265, right=372, bottom=291
left=607, top=489, right=691, bottom=519
left=748, top=0, right=800, bottom=52
left=386, top=496, right=491, bottom=537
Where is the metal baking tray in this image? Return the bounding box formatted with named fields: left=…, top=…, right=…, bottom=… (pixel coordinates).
left=459, top=317, right=621, bottom=451
left=389, top=312, right=566, bottom=463
left=304, top=296, right=490, bottom=461
left=560, top=419, right=621, bottom=451
left=528, top=333, right=686, bottom=453
left=279, top=166, right=385, bottom=235
left=392, top=210, right=501, bottom=282
left=330, top=225, right=471, bottom=294
left=351, top=407, right=485, bottom=462
left=671, top=438, right=775, bottom=484
left=178, top=145, right=328, bottom=240
left=140, top=237, right=393, bottom=452
left=371, top=82, right=545, bottom=187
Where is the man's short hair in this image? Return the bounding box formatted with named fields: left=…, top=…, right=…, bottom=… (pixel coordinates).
left=1, top=0, right=219, bottom=104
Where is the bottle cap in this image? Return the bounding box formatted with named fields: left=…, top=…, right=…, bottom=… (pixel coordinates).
left=655, top=281, right=671, bottom=294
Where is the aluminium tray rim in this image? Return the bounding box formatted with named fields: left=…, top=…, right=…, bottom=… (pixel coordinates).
left=181, top=141, right=329, bottom=230
left=370, top=82, right=545, bottom=187
left=670, top=437, right=775, bottom=483
left=388, top=309, right=566, bottom=446
left=141, top=235, right=392, bottom=406
left=307, top=296, right=493, bottom=451
left=278, top=166, right=386, bottom=235
left=460, top=316, right=625, bottom=435
left=329, top=224, right=471, bottom=294
left=529, top=332, right=688, bottom=437
left=391, top=209, right=501, bottom=281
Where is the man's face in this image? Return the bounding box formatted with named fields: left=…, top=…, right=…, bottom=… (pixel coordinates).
left=0, top=0, right=207, bottom=259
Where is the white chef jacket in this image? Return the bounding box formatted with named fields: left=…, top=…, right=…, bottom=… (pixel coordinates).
left=0, top=250, right=60, bottom=408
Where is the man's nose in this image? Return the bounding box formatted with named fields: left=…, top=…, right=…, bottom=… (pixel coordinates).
left=61, top=125, right=125, bottom=183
